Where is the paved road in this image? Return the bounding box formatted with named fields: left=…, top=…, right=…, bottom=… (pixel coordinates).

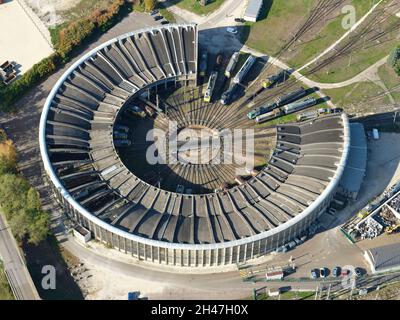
left=163, top=0, right=247, bottom=29
left=0, top=213, right=40, bottom=300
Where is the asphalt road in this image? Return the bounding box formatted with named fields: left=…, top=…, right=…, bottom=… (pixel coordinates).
left=0, top=213, right=40, bottom=300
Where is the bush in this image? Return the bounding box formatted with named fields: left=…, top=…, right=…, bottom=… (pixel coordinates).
left=57, top=18, right=96, bottom=60
left=0, top=139, right=17, bottom=175
left=144, top=0, right=157, bottom=12
left=388, top=45, right=400, bottom=76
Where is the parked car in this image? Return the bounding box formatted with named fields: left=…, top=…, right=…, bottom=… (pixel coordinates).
left=341, top=268, right=349, bottom=276
left=234, top=18, right=245, bottom=23
left=359, top=288, right=369, bottom=296
left=332, top=266, right=341, bottom=277
left=161, top=20, right=170, bottom=25
left=226, top=27, right=238, bottom=34
left=320, top=267, right=328, bottom=278
left=149, top=9, right=159, bottom=16
left=294, top=237, right=303, bottom=245
left=154, top=15, right=163, bottom=21
left=318, top=108, right=331, bottom=115
left=275, top=245, right=289, bottom=253
left=287, top=241, right=296, bottom=250
left=310, top=269, right=319, bottom=279
left=355, top=267, right=363, bottom=277
left=331, top=107, right=343, bottom=114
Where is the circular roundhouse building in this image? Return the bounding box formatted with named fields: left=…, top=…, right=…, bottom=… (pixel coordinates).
left=40, top=24, right=350, bottom=267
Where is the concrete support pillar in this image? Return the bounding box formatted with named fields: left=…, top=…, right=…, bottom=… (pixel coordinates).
left=180, top=249, right=183, bottom=266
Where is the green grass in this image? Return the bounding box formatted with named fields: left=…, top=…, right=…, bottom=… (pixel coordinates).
left=0, top=261, right=14, bottom=300
left=244, top=0, right=318, bottom=56
left=159, top=6, right=177, bottom=23
left=133, top=0, right=146, bottom=12
left=378, top=63, right=400, bottom=104
left=175, top=0, right=225, bottom=16
left=287, top=0, right=375, bottom=68
left=323, top=81, right=391, bottom=109
left=306, top=14, right=399, bottom=83
left=60, top=0, right=114, bottom=21
left=250, top=290, right=315, bottom=300
left=49, top=23, right=67, bottom=47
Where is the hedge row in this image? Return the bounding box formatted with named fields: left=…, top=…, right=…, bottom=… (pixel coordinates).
left=0, top=0, right=127, bottom=112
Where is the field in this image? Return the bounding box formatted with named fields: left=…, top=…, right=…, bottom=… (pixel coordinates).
left=287, top=0, right=375, bottom=68
left=321, top=60, right=400, bottom=114
left=48, top=0, right=115, bottom=45
left=323, top=82, right=390, bottom=112
left=244, top=0, right=317, bottom=56
left=0, top=262, right=14, bottom=300
left=243, top=0, right=395, bottom=84
left=303, top=1, right=400, bottom=83
left=59, top=0, right=114, bottom=21
left=378, top=63, right=400, bottom=104
left=174, top=0, right=226, bottom=15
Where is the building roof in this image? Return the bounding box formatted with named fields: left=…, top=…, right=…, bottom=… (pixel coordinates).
left=366, top=243, right=400, bottom=272
left=39, top=24, right=350, bottom=250
left=339, top=123, right=367, bottom=195
left=244, top=0, right=263, bottom=18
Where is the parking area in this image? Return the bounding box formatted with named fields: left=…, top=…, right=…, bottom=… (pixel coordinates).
left=0, top=0, right=53, bottom=75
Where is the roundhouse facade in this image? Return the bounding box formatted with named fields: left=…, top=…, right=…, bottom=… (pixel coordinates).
left=40, top=24, right=350, bottom=267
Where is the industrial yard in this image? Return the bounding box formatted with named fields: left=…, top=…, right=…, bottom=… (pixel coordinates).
left=0, top=0, right=400, bottom=305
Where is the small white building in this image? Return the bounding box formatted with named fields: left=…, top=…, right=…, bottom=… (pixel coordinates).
left=243, top=0, right=264, bottom=22
left=268, top=288, right=281, bottom=297
left=266, top=269, right=284, bottom=280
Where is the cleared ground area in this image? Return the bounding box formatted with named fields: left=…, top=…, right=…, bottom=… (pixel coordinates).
left=0, top=1, right=53, bottom=74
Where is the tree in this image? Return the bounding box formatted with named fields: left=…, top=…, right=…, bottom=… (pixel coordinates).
left=0, top=175, right=49, bottom=244
left=26, top=209, right=50, bottom=245
left=388, top=45, right=400, bottom=76
left=144, top=0, right=157, bottom=12
left=0, top=139, right=17, bottom=174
